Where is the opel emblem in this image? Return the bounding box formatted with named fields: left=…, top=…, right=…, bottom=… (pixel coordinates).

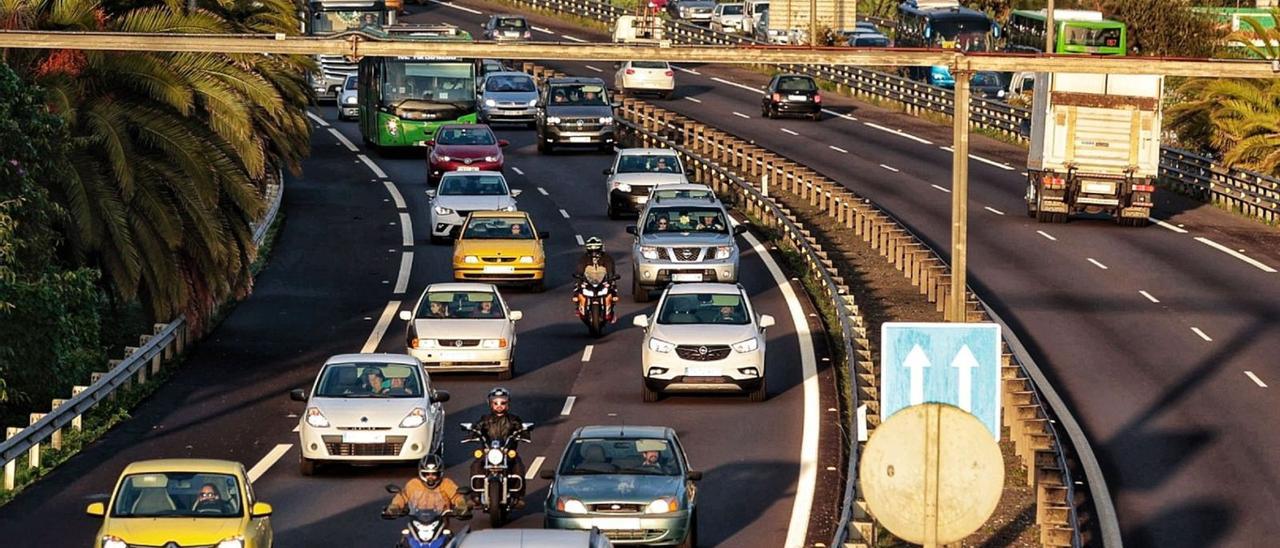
left=455, top=340, right=464, bottom=347
left=698, top=346, right=708, bottom=356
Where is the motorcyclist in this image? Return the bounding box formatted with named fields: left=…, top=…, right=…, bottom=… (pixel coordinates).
left=573, top=237, right=619, bottom=321
left=469, top=388, right=528, bottom=509
left=385, top=454, right=470, bottom=516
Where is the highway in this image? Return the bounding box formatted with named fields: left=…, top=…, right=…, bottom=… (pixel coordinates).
left=417, top=1, right=1280, bottom=546
left=0, top=64, right=837, bottom=547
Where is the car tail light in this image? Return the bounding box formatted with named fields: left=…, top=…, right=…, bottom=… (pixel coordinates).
left=664, top=70, right=674, bottom=77
left=771, top=92, right=781, bottom=102
left=625, top=68, right=635, bottom=75
left=814, top=94, right=822, bottom=103
left=1131, top=184, right=1155, bottom=193
left=524, top=31, right=531, bottom=38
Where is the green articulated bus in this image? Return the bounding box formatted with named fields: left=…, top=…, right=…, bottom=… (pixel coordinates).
left=1006, top=9, right=1126, bottom=56
left=357, top=24, right=478, bottom=148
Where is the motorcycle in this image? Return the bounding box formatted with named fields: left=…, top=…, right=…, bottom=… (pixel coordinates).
left=459, top=421, right=533, bottom=528
left=380, top=484, right=472, bottom=548
left=574, top=273, right=620, bottom=337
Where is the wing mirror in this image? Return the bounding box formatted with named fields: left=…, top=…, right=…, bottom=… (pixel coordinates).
left=85, top=502, right=105, bottom=517
left=540, top=469, right=556, bottom=480
left=625, top=225, right=638, bottom=235
left=398, top=310, right=413, bottom=321
left=430, top=390, right=451, bottom=403
left=498, top=139, right=510, bottom=148
left=511, top=189, right=523, bottom=197
left=602, top=168, right=613, bottom=175
left=687, top=470, right=703, bottom=481
left=425, top=139, right=436, bottom=147
left=510, top=310, right=523, bottom=321
left=759, top=314, right=775, bottom=329
left=250, top=502, right=273, bottom=518
left=289, top=389, right=307, bottom=402
left=385, top=483, right=403, bottom=494
left=632, top=314, right=649, bottom=328
left=733, top=225, right=747, bottom=236
left=425, top=189, right=437, bottom=198
left=538, top=231, right=550, bottom=239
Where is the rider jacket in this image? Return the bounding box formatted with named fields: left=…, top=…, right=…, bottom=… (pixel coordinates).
left=387, top=477, right=467, bottom=514
left=474, top=412, right=528, bottom=443
left=574, top=251, right=616, bottom=284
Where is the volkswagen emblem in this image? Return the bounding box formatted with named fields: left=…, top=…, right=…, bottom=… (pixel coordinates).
left=455, top=339, right=465, bottom=347
left=698, top=346, right=708, bottom=356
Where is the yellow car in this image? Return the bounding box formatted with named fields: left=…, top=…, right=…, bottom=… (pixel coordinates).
left=86, top=459, right=273, bottom=548
left=453, top=211, right=548, bottom=291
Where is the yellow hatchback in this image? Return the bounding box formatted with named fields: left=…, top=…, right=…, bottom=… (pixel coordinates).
left=86, top=459, right=273, bottom=548
left=453, top=211, right=548, bottom=291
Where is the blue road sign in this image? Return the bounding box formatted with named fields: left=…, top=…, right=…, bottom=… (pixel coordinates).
left=881, top=322, right=1002, bottom=440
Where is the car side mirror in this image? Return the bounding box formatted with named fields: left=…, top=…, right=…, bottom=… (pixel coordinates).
left=625, top=225, right=638, bottom=235
left=385, top=483, right=403, bottom=494
left=498, top=139, right=510, bottom=148
left=687, top=470, right=703, bottom=481
left=399, top=310, right=413, bottom=321
left=733, top=225, right=747, bottom=236
left=538, top=231, right=550, bottom=239
left=250, top=502, right=273, bottom=518
left=632, top=314, right=649, bottom=328
left=510, top=310, right=523, bottom=321
left=289, top=389, right=307, bottom=402
left=602, top=168, right=612, bottom=175
left=425, top=189, right=436, bottom=198
left=431, top=390, right=451, bottom=403
left=540, top=469, right=556, bottom=480
left=511, top=189, right=523, bottom=198
left=85, top=502, right=105, bottom=517
left=759, top=314, right=775, bottom=329
left=425, top=139, right=435, bottom=147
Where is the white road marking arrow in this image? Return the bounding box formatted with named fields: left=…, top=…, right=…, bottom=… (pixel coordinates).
left=904, top=345, right=930, bottom=405
left=951, top=345, right=980, bottom=412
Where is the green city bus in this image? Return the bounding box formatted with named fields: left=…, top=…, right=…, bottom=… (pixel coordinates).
left=1006, top=9, right=1127, bottom=56
left=356, top=25, right=478, bottom=148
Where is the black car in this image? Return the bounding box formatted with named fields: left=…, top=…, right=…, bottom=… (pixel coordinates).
left=761, top=74, right=822, bottom=121
left=970, top=71, right=1006, bottom=101
left=536, top=77, right=618, bottom=153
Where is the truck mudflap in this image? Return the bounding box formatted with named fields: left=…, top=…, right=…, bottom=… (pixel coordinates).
left=1038, top=200, right=1070, bottom=213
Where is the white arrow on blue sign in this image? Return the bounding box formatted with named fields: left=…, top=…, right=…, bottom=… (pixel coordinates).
left=881, top=322, right=1003, bottom=440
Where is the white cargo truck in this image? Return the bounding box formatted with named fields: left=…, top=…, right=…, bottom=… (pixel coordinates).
left=768, top=0, right=857, bottom=44
left=1025, top=72, right=1163, bottom=226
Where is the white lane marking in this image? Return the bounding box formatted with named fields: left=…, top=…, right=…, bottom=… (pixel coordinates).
left=821, top=108, right=857, bottom=121
left=1191, top=327, right=1213, bottom=342
left=938, top=147, right=1014, bottom=170
left=712, top=77, right=766, bottom=95
left=930, top=184, right=951, bottom=193
left=426, top=0, right=481, bottom=14
left=399, top=212, right=413, bottom=246
left=1245, top=371, right=1268, bottom=388
left=828, top=145, right=848, bottom=153
left=559, top=208, right=571, bottom=219
left=1194, top=237, right=1277, bottom=273
left=732, top=111, right=751, bottom=119
left=358, top=154, right=388, bottom=178
left=394, top=252, right=413, bottom=294
left=1139, top=290, right=1160, bottom=303
left=672, top=66, right=700, bottom=75
left=560, top=396, right=577, bottom=416
left=537, top=187, right=549, bottom=196
left=585, top=65, right=603, bottom=73
left=292, top=424, right=300, bottom=433
left=575, top=234, right=585, bottom=246
left=739, top=230, right=819, bottom=548
left=247, top=444, right=293, bottom=482
left=1087, top=258, right=1109, bottom=270
left=878, top=164, right=899, bottom=172
left=984, top=206, right=1005, bottom=216
left=684, top=96, right=703, bottom=103
left=512, top=166, right=525, bottom=176
left=581, top=345, right=593, bottom=362
left=532, top=26, right=555, bottom=35
left=383, top=181, right=406, bottom=209
left=864, top=121, right=933, bottom=145
left=307, top=111, right=330, bottom=127
left=525, top=456, right=546, bottom=480
left=328, top=127, right=357, bottom=152
left=1037, top=230, right=1057, bottom=241
left=361, top=301, right=402, bottom=353
left=780, top=128, right=799, bottom=136
left=562, top=34, right=587, bottom=42
left=1150, top=217, right=1188, bottom=234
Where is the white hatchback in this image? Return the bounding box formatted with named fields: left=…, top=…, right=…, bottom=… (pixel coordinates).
left=614, top=60, right=676, bottom=99
left=400, top=283, right=522, bottom=379
left=427, top=171, right=521, bottom=244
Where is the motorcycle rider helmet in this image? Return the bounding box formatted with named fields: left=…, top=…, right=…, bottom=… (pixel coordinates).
left=418, top=454, right=444, bottom=488
left=584, top=236, right=604, bottom=252
left=488, top=387, right=511, bottom=401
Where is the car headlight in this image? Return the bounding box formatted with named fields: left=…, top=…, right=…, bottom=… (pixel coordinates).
left=343, top=95, right=358, bottom=105
left=306, top=407, right=330, bottom=428
left=216, top=538, right=245, bottom=548
left=399, top=407, right=427, bottom=428
left=614, top=182, right=631, bottom=192
left=463, top=255, right=479, bottom=264
left=546, top=116, right=561, bottom=124
left=557, top=497, right=589, bottom=514
left=434, top=205, right=455, bottom=216
left=432, top=154, right=452, bottom=163
left=997, top=89, right=1007, bottom=98
left=713, top=245, right=733, bottom=259
left=644, top=497, right=679, bottom=514
left=732, top=337, right=759, bottom=353
left=527, top=98, right=538, bottom=106
left=484, top=98, right=497, bottom=107
left=648, top=337, right=675, bottom=353
left=484, top=155, right=500, bottom=163
left=480, top=338, right=509, bottom=349
left=500, top=204, right=517, bottom=212
left=102, top=537, right=127, bottom=548
left=420, top=339, right=440, bottom=348
left=519, top=256, right=534, bottom=263
left=599, top=116, right=614, bottom=125
left=640, top=246, right=661, bottom=260
left=385, top=118, right=398, bottom=136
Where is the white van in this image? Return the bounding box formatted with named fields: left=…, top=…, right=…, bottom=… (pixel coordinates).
left=741, top=0, right=768, bottom=34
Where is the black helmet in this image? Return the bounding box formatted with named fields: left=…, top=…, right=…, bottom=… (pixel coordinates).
left=584, top=236, right=604, bottom=252
left=418, top=454, right=444, bottom=487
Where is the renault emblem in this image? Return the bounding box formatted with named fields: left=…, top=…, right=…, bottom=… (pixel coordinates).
left=698, top=346, right=708, bottom=356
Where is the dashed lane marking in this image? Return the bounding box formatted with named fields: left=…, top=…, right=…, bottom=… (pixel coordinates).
left=361, top=301, right=401, bottom=353
left=585, top=65, right=602, bottom=72
left=537, top=187, right=549, bottom=196
left=561, top=396, right=576, bottom=416
left=562, top=35, right=587, bottom=42
left=864, top=121, right=933, bottom=145
left=940, top=146, right=1017, bottom=170
left=512, top=166, right=525, bottom=176
left=780, top=128, right=799, bottom=136
left=1087, top=258, right=1109, bottom=270
left=711, top=77, right=766, bottom=95
left=582, top=345, right=593, bottom=362
left=247, top=444, right=293, bottom=482
left=394, top=252, right=412, bottom=294
left=329, top=128, right=357, bottom=152
left=879, top=164, right=899, bottom=172
left=673, top=66, right=701, bottom=75
left=1139, top=290, right=1160, bottom=303
left=525, top=456, right=546, bottom=480
left=532, top=26, right=555, bottom=35
left=1191, top=327, right=1213, bottom=342
left=383, top=181, right=406, bottom=209
left=1037, top=230, right=1057, bottom=241
left=1194, top=236, right=1277, bottom=273
left=575, top=234, right=585, bottom=246
left=984, top=206, right=1005, bottom=216
left=930, top=184, right=951, bottom=193
left=684, top=96, right=703, bottom=103
left=307, top=111, right=330, bottom=127
left=828, top=145, right=848, bottom=153
left=399, top=212, right=413, bottom=246
left=821, top=108, right=857, bottom=121
left=358, top=154, right=388, bottom=178
left=560, top=208, right=571, bottom=219
left=1245, top=371, right=1268, bottom=388
left=426, top=0, right=481, bottom=14
left=732, top=111, right=750, bottom=119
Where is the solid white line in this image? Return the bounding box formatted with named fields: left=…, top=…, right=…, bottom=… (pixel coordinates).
left=585, top=65, right=603, bottom=73
left=361, top=301, right=402, bottom=353
left=937, top=146, right=1014, bottom=170
left=426, top=0, right=481, bottom=14
left=930, top=184, right=951, bottom=193
left=1191, top=327, right=1213, bottom=342
left=732, top=111, right=750, bottom=119
left=525, top=456, right=546, bottom=480
left=684, top=96, right=703, bottom=103
left=399, top=212, right=413, bottom=246
left=1245, top=371, right=1268, bottom=388
left=581, top=345, right=593, bottom=362
left=575, top=234, right=585, bottom=246
left=711, top=77, right=765, bottom=95
left=865, top=121, right=933, bottom=145
left=1087, top=258, right=1109, bottom=270
left=984, top=206, right=1005, bottom=216
left=560, top=396, right=577, bottom=416
left=828, top=145, right=848, bottom=154
left=780, top=128, right=799, bottom=136
left=1194, top=237, right=1277, bottom=273
left=358, top=154, right=388, bottom=178
left=328, top=127, right=357, bottom=152
left=672, top=66, right=700, bottom=75
left=562, top=35, right=587, bottom=43
left=739, top=231, right=818, bottom=548
left=821, top=108, right=857, bottom=121
left=532, top=26, right=555, bottom=35
left=1150, top=217, right=1188, bottom=234
left=394, top=252, right=413, bottom=294
left=383, top=181, right=406, bottom=209
left=1139, top=290, right=1160, bottom=303
left=512, top=166, right=525, bottom=176
left=537, top=187, right=549, bottom=196
left=307, top=111, right=330, bottom=127
left=878, top=164, right=899, bottom=172
left=559, top=208, right=571, bottom=219
left=247, top=444, right=293, bottom=482
left=1037, top=230, right=1057, bottom=241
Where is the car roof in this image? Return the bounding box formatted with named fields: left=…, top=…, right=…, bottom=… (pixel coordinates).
left=324, top=353, right=421, bottom=366
left=468, top=210, right=531, bottom=219
left=574, top=425, right=674, bottom=439
left=440, top=170, right=505, bottom=178
left=437, top=124, right=492, bottom=132
left=645, top=196, right=726, bottom=207
left=547, top=76, right=607, bottom=85
left=485, top=71, right=533, bottom=79
left=121, top=459, right=244, bottom=476
left=665, top=282, right=742, bottom=295
left=617, top=148, right=678, bottom=157
left=426, top=282, right=500, bottom=293
left=456, top=529, right=597, bottom=547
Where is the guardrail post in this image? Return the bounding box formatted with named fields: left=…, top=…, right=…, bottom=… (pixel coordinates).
left=27, top=414, right=43, bottom=469
left=3, top=427, right=17, bottom=491
left=50, top=399, right=68, bottom=450
left=156, top=323, right=173, bottom=360
left=71, top=386, right=88, bottom=431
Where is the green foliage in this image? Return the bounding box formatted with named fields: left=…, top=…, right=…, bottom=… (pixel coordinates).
left=1100, top=0, right=1224, bottom=57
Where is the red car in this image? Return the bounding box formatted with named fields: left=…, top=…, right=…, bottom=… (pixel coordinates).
left=427, top=124, right=509, bottom=185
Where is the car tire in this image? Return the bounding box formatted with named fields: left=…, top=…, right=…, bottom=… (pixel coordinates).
left=299, top=456, right=316, bottom=476
left=810, top=111, right=821, bottom=122
left=679, top=511, right=698, bottom=547
left=761, top=104, right=770, bottom=118
left=632, top=277, right=650, bottom=303
left=642, top=381, right=660, bottom=403
left=538, top=139, right=553, bottom=154
left=430, top=234, right=448, bottom=245
left=607, top=202, right=620, bottom=220
left=530, top=279, right=545, bottom=293
left=748, top=380, right=767, bottom=402
left=498, top=364, right=513, bottom=381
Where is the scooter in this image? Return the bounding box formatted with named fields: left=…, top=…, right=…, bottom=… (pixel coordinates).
left=574, top=273, right=621, bottom=337
left=460, top=421, right=533, bottom=528
left=381, top=484, right=472, bottom=548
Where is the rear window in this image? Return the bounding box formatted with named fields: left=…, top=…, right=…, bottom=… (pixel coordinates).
left=496, top=17, right=527, bottom=29
left=776, top=77, right=816, bottom=91
left=436, top=126, right=496, bottom=145
left=485, top=74, right=536, bottom=92
left=439, top=174, right=509, bottom=196
left=631, top=61, right=670, bottom=69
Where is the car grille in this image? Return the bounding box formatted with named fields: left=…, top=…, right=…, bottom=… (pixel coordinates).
left=317, top=55, right=355, bottom=80
left=676, top=345, right=731, bottom=361
left=628, top=184, right=654, bottom=196
left=482, top=256, right=518, bottom=263
left=322, top=435, right=407, bottom=456
left=436, top=339, right=481, bottom=347
left=557, top=117, right=603, bottom=131
left=337, top=426, right=392, bottom=431
left=602, top=529, right=667, bottom=542
left=669, top=247, right=704, bottom=262
left=127, top=544, right=217, bottom=548
left=589, top=503, right=645, bottom=513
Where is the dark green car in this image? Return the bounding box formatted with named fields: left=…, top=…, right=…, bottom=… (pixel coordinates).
left=541, top=426, right=701, bottom=546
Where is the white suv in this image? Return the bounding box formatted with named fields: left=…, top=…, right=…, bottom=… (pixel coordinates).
left=632, top=283, right=774, bottom=402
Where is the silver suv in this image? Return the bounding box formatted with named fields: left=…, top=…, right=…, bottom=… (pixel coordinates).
left=625, top=192, right=744, bottom=302
left=603, top=148, right=689, bottom=219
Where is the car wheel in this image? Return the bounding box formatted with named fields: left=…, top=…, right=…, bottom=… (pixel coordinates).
left=632, top=277, right=650, bottom=303
left=642, top=381, right=660, bottom=403
left=761, top=104, right=770, bottom=118
left=607, top=202, right=620, bottom=220
left=530, top=279, right=545, bottom=293
left=430, top=234, right=448, bottom=245
left=810, top=111, right=821, bottom=122
left=498, top=364, right=513, bottom=381
left=299, top=456, right=316, bottom=476
left=538, top=139, right=553, bottom=154
left=748, top=380, right=767, bottom=402
left=679, top=511, right=698, bottom=547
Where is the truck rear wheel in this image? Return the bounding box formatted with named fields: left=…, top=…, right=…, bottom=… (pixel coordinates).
left=1036, top=210, right=1067, bottom=224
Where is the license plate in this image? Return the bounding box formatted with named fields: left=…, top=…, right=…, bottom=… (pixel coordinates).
left=457, top=166, right=480, bottom=171
left=441, top=351, right=474, bottom=360
left=483, top=265, right=515, bottom=273
left=569, top=136, right=591, bottom=143
left=686, top=367, right=721, bottom=377
left=672, top=273, right=703, bottom=282
left=1084, top=182, right=1114, bottom=194
left=592, top=517, right=642, bottom=530
left=341, top=432, right=386, bottom=444
left=788, top=95, right=808, bottom=101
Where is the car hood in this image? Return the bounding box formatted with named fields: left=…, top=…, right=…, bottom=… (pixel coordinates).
left=310, top=395, right=427, bottom=425
left=411, top=318, right=511, bottom=340
left=545, top=105, right=612, bottom=117
left=434, top=195, right=516, bottom=211
left=103, top=517, right=243, bottom=545
left=638, top=232, right=733, bottom=245
left=650, top=323, right=758, bottom=345
left=455, top=239, right=543, bottom=257
left=484, top=91, right=538, bottom=103
left=610, top=173, right=689, bottom=186
left=434, top=144, right=500, bottom=158
left=554, top=474, right=685, bottom=503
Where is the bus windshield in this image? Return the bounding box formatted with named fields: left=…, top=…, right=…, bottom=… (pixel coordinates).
left=311, top=9, right=382, bottom=34
left=381, top=60, right=475, bottom=104
left=930, top=17, right=992, bottom=51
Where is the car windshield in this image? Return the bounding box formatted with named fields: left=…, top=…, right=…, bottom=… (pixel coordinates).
left=631, top=61, right=669, bottom=70
left=111, top=472, right=242, bottom=518
left=721, top=4, right=742, bottom=14
left=345, top=77, right=358, bottom=90
left=436, top=127, right=496, bottom=146
left=643, top=207, right=728, bottom=234
left=547, top=84, right=609, bottom=106
left=418, top=290, right=505, bottom=319
left=854, top=36, right=889, bottom=47
left=496, top=17, right=527, bottom=29
left=776, top=77, right=816, bottom=92
left=658, top=293, right=749, bottom=325
left=617, top=154, right=682, bottom=174
left=439, top=174, right=509, bottom=196
left=971, top=72, right=1001, bottom=87
left=462, top=216, right=534, bottom=239
left=560, top=438, right=681, bottom=476
left=486, top=74, right=536, bottom=92
left=315, top=362, right=424, bottom=398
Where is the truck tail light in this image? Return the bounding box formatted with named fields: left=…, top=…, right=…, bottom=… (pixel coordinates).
left=664, top=70, right=674, bottom=77
left=625, top=68, right=635, bottom=75
left=1131, top=184, right=1155, bottom=193
left=1042, top=175, right=1066, bottom=190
